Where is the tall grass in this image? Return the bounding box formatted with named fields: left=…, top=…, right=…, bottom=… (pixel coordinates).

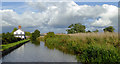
left=43, top=32, right=120, bottom=63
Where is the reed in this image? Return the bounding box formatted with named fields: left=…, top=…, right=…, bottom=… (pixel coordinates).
left=43, top=32, right=120, bottom=63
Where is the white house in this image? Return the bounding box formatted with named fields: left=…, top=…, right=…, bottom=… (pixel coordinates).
left=14, top=25, right=26, bottom=39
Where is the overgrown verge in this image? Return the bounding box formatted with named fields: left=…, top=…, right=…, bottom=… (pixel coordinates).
left=0, top=39, right=30, bottom=51
left=44, top=32, right=120, bottom=63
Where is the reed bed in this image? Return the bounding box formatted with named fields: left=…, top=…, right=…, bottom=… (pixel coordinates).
left=42, top=32, right=120, bottom=63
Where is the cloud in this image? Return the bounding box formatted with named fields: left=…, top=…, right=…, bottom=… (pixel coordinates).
left=1, top=1, right=118, bottom=33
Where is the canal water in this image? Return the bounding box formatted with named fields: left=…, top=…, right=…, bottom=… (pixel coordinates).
left=2, top=41, right=77, bottom=62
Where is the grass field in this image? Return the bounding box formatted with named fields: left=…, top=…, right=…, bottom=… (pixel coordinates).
left=43, top=32, right=120, bottom=63
left=0, top=39, right=30, bottom=51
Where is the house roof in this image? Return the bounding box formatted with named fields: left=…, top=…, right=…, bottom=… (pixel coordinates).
left=14, top=29, right=25, bottom=34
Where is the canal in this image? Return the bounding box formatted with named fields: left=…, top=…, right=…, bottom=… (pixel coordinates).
left=2, top=41, right=77, bottom=62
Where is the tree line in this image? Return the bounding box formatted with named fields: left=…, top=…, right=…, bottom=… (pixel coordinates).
left=66, top=23, right=115, bottom=34
left=2, top=32, right=21, bottom=44
left=31, top=29, right=40, bottom=41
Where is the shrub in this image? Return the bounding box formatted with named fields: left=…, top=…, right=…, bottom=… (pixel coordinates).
left=31, top=29, right=40, bottom=41
left=77, top=45, right=120, bottom=63
left=103, top=26, right=115, bottom=32
left=2, top=32, right=22, bottom=44
left=44, top=32, right=55, bottom=41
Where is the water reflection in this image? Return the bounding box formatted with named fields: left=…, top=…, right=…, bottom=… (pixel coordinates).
left=2, top=41, right=77, bottom=62
left=31, top=40, right=40, bottom=46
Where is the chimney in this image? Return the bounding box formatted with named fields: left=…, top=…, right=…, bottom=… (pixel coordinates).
left=18, top=25, right=21, bottom=29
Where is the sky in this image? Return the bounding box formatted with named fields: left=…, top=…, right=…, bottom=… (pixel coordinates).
left=0, top=1, right=119, bottom=33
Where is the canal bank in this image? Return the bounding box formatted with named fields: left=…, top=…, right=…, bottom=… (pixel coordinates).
left=1, top=39, right=30, bottom=57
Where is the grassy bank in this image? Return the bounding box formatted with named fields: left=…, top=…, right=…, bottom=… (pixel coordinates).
left=0, top=39, right=30, bottom=51
left=43, top=32, right=120, bottom=63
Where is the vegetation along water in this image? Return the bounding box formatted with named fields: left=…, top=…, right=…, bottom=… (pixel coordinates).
left=41, top=32, right=120, bottom=63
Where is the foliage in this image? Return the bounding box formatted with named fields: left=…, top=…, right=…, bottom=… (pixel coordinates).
left=86, top=30, right=91, bottom=33
left=43, top=33, right=120, bottom=63
left=1, top=39, right=30, bottom=51
left=2, top=32, right=21, bottom=44
left=31, top=29, right=40, bottom=41
left=77, top=45, right=120, bottom=63
left=31, top=33, right=36, bottom=41
left=66, top=23, right=86, bottom=34
left=93, top=29, right=99, bottom=32
left=11, top=27, right=18, bottom=34
left=37, top=36, right=44, bottom=41
left=44, top=32, right=55, bottom=41
left=25, top=32, right=31, bottom=36
left=103, top=26, right=115, bottom=32
left=34, top=29, right=40, bottom=37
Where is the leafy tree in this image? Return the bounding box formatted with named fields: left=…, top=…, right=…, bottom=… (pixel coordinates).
left=31, top=33, right=36, bottom=41
left=2, top=32, right=21, bottom=44
left=31, top=29, right=40, bottom=41
left=103, top=26, right=115, bottom=32
left=25, top=32, right=31, bottom=36
left=86, top=30, right=91, bottom=33
left=93, top=29, right=99, bottom=33
left=34, top=29, right=40, bottom=37
left=66, top=23, right=86, bottom=34
left=11, top=27, right=18, bottom=34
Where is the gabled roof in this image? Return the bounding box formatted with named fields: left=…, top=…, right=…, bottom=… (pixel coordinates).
left=14, top=29, right=25, bottom=34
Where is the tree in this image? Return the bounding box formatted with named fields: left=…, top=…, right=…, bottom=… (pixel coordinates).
left=93, top=29, right=99, bottom=33
left=31, top=29, right=40, bottom=41
left=25, top=32, right=31, bottom=36
left=66, top=23, right=86, bottom=34
left=103, top=26, right=115, bottom=32
left=31, top=33, right=36, bottom=41
left=34, top=29, right=40, bottom=37
left=86, top=30, right=91, bottom=33
left=11, top=27, right=17, bottom=34
left=2, top=32, right=21, bottom=44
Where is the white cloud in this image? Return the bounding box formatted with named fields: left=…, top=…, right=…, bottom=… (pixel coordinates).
left=1, top=1, right=118, bottom=33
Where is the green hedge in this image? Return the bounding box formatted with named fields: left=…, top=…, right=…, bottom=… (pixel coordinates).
left=0, top=39, right=30, bottom=51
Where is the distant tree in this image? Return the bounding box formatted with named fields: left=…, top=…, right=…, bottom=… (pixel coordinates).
left=66, top=23, right=86, bottom=34
left=31, top=29, right=40, bottom=41
left=34, top=29, right=40, bottom=37
left=103, top=26, right=115, bottom=32
left=25, top=32, right=31, bottom=36
left=11, top=27, right=17, bottom=34
left=86, top=30, right=91, bottom=33
left=31, top=33, right=36, bottom=41
left=93, top=29, right=99, bottom=33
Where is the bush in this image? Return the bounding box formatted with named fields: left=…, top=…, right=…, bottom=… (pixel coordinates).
left=103, top=26, right=115, bottom=32
left=2, top=32, right=22, bottom=44
left=77, top=45, right=120, bottom=63
left=44, top=32, right=55, bottom=41
left=31, top=29, right=40, bottom=41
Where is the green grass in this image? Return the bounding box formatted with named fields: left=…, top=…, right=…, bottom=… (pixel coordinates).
left=0, top=39, right=30, bottom=51
left=43, top=32, right=120, bottom=63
